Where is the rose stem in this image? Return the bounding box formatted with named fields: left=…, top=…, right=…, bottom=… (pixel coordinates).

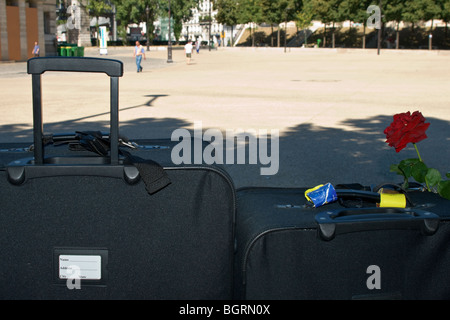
left=414, top=143, right=431, bottom=191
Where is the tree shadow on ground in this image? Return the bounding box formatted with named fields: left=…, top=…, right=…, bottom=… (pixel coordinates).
left=0, top=94, right=169, bottom=142
left=222, top=115, right=450, bottom=188
left=1, top=113, right=448, bottom=189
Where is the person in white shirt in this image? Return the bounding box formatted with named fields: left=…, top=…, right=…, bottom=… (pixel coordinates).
left=133, top=41, right=146, bottom=72
left=184, top=40, right=193, bottom=65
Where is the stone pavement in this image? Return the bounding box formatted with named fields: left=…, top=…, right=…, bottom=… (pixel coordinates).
left=0, top=46, right=449, bottom=189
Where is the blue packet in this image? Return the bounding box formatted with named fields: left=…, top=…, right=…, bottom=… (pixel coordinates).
left=305, top=183, right=338, bottom=207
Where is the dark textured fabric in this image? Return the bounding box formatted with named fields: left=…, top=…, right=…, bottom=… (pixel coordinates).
left=235, top=187, right=450, bottom=300
left=122, top=151, right=171, bottom=195
left=0, top=140, right=235, bottom=300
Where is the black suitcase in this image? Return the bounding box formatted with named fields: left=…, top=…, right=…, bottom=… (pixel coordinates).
left=234, top=185, right=450, bottom=300
left=0, top=57, right=236, bottom=300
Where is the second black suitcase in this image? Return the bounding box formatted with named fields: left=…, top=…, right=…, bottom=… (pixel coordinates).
left=235, top=186, right=450, bottom=300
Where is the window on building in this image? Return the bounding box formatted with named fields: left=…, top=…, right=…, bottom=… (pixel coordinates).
left=44, top=12, right=51, bottom=34
left=27, top=0, right=37, bottom=8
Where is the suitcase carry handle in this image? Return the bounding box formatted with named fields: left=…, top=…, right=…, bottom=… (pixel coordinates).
left=27, top=57, right=123, bottom=165
left=27, top=56, right=123, bottom=77
left=315, top=208, right=440, bottom=241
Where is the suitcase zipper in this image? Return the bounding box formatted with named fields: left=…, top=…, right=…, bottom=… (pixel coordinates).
left=241, top=226, right=314, bottom=285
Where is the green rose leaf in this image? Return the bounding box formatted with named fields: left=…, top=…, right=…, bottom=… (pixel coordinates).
left=389, top=164, right=404, bottom=176
left=425, top=168, right=442, bottom=187
left=438, top=180, right=450, bottom=200
left=411, top=161, right=428, bottom=183
left=398, top=158, right=421, bottom=178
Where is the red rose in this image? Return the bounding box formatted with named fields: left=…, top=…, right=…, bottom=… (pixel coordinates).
left=384, top=111, right=430, bottom=152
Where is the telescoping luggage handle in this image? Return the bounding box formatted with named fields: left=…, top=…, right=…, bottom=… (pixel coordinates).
left=27, top=57, right=123, bottom=165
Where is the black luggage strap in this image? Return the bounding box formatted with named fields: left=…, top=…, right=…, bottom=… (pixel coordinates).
left=71, top=131, right=110, bottom=156
left=54, top=131, right=171, bottom=194
left=120, top=149, right=171, bottom=195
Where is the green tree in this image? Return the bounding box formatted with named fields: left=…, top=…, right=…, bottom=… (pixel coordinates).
left=403, top=0, right=440, bottom=48
left=215, top=0, right=239, bottom=46
left=113, top=0, right=161, bottom=44
left=309, top=0, right=341, bottom=47
left=438, top=0, right=450, bottom=44
left=87, top=0, right=112, bottom=46
left=294, top=0, right=313, bottom=46
left=258, top=0, right=278, bottom=46
left=385, top=0, right=405, bottom=49
left=237, top=0, right=264, bottom=46
left=261, top=0, right=296, bottom=47
left=168, top=0, right=200, bottom=43
left=417, top=0, right=441, bottom=49
left=339, top=0, right=372, bottom=48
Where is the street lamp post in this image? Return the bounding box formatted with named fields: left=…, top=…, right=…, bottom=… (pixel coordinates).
left=146, top=5, right=150, bottom=51
left=208, top=0, right=211, bottom=51
left=167, top=0, right=173, bottom=63
left=284, top=13, right=287, bottom=53
left=377, top=0, right=382, bottom=55
left=284, top=7, right=290, bottom=53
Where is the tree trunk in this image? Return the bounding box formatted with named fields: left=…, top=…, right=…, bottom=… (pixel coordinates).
left=396, top=22, right=400, bottom=49
left=362, top=24, right=366, bottom=49
left=445, top=22, right=448, bottom=41
left=96, top=17, right=99, bottom=47
left=323, top=25, right=326, bottom=47
left=429, top=19, right=434, bottom=50
left=277, top=26, right=280, bottom=47
left=271, top=24, right=274, bottom=47
left=332, top=22, right=335, bottom=48
left=231, top=25, right=234, bottom=46
left=251, top=23, right=255, bottom=47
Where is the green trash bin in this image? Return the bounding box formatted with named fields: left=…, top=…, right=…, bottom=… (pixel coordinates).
left=71, top=46, right=78, bottom=57
left=77, top=46, right=84, bottom=57
left=65, top=46, right=72, bottom=56
left=59, top=46, right=66, bottom=56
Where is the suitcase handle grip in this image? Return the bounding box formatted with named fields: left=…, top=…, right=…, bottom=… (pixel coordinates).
left=315, top=208, right=440, bottom=241
left=27, top=57, right=123, bottom=77
left=28, top=57, right=122, bottom=165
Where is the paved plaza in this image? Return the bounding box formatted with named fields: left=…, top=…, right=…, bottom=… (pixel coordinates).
left=0, top=46, right=449, bottom=188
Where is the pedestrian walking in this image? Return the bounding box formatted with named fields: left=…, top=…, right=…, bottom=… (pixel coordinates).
left=195, top=40, right=200, bottom=54
left=133, top=41, right=146, bottom=73
left=185, top=40, right=193, bottom=65
left=32, top=41, right=40, bottom=57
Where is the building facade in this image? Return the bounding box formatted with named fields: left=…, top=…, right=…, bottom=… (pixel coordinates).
left=180, top=0, right=238, bottom=46
left=152, top=0, right=238, bottom=47
left=0, top=0, right=57, bottom=61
